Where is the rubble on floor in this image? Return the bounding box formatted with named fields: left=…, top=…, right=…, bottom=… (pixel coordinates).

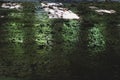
left=89, top=6, right=116, bottom=15
left=41, top=2, right=80, bottom=19
left=1, top=2, right=23, bottom=10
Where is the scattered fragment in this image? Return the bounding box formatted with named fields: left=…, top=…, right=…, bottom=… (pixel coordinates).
left=117, top=24, right=120, bottom=27
left=0, top=15, right=4, bottom=18
left=89, top=5, right=116, bottom=15
left=1, top=3, right=23, bottom=10
left=41, top=2, right=79, bottom=19
left=89, top=6, right=98, bottom=9
left=95, top=9, right=116, bottom=14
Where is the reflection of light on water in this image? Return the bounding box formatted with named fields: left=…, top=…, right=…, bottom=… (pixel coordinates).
left=34, top=25, right=52, bottom=46
left=3, top=12, right=25, bottom=55
left=34, top=8, right=52, bottom=47
left=7, top=22, right=24, bottom=43
left=62, top=20, right=79, bottom=50
left=88, top=24, right=105, bottom=55
left=6, top=12, right=25, bottom=43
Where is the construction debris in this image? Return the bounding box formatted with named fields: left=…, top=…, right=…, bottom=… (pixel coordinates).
left=89, top=6, right=98, bottom=10
left=1, top=3, right=23, bottom=10
left=89, top=6, right=116, bottom=15
left=95, top=9, right=116, bottom=14
left=41, top=2, right=79, bottom=19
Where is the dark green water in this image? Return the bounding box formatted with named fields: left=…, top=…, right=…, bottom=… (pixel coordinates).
left=0, top=2, right=120, bottom=80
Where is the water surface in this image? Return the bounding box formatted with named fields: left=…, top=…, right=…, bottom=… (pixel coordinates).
left=0, top=2, right=120, bottom=80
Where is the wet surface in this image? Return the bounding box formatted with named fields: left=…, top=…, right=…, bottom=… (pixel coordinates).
left=0, top=2, right=120, bottom=80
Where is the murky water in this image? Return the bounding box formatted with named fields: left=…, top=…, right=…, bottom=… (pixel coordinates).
left=0, top=2, right=120, bottom=80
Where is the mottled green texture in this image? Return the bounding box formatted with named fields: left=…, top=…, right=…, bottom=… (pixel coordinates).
left=0, top=2, right=120, bottom=80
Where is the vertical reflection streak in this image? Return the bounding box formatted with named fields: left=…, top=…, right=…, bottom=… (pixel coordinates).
left=6, top=11, right=24, bottom=56
left=62, top=20, right=79, bottom=54
left=0, top=5, right=25, bottom=77
left=88, top=24, right=106, bottom=56
left=34, top=7, right=52, bottom=50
